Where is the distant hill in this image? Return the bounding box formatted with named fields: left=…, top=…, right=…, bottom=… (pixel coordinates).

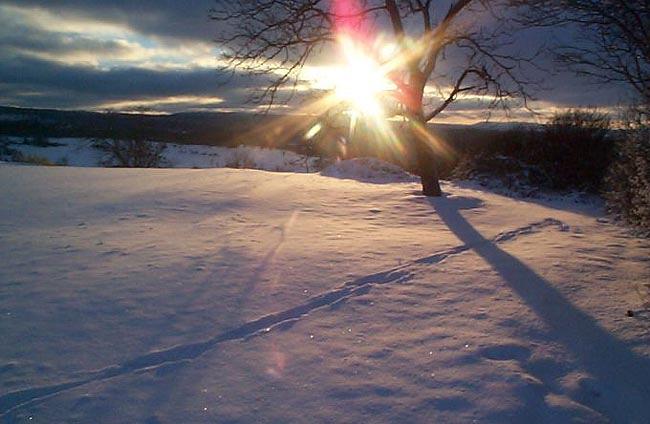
left=0, top=106, right=282, bottom=147
left=470, top=121, right=544, bottom=131
left=0, top=106, right=531, bottom=148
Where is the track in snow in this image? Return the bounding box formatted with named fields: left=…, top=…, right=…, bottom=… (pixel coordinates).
left=0, top=218, right=568, bottom=416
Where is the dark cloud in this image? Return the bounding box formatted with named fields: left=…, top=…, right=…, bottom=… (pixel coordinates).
left=0, top=52, right=629, bottom=116
left=0, top=13, right=132, bottom=59
left=0, top=55, right=271, bottom=111
left=0, top=1, right=257, bottom=112
left=1, top=56, right=212, bottom=97
left=1, top=0, right=216, bottom=42
left=0, top=1, right=635, bottom=118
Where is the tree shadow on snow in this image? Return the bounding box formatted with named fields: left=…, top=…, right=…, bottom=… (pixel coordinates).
left=425, top=194, right=650, bottom=423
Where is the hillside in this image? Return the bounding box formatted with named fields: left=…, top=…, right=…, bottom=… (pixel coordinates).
left=0, top=106, right=272, bottom=147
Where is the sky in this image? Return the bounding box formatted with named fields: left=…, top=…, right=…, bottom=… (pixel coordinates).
left=0, top=0, right=634, bottom=123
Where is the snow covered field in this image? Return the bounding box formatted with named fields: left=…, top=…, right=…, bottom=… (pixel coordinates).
left=0, top=138, right=316, bottom=172
left=1, top=163, right=650, bottom=423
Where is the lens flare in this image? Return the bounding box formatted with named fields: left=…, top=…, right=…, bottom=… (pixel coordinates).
left=331, top=37, right=394, bottom=117
left=236, top=0, right=456, bottom=169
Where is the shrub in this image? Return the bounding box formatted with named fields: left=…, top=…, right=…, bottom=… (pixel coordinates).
left=533, top=109, right=612, bottom=191
left=225, top=145, right=255, bottom=169
left=604, top=110, right=650, bottom=231
left=93, top=138, right=167, bottom=168
left=451, top=109, right=614, bottom=193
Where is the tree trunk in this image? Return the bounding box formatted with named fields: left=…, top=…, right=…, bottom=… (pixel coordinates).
left=401, top=72, right=442, bottom=197
left=411, top=118, right=442, bottom=197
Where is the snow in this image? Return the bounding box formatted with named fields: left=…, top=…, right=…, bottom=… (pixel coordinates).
left=0, top=138, right=316, bottom=172
left=321, top=157, right=419, bottom=183
left=165, top=144, right=315, bottom=172
left=1, top=163, right=650, bottom=423
left=1, top=137, right=103, bottom=167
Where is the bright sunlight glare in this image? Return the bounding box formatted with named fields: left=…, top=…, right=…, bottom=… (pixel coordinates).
left=329, top=37, right=395, bottom=117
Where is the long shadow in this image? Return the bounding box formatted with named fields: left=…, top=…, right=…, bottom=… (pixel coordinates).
left=2, top=199, right=647, bottom=420
left=428, top=195, right=650, bottom=423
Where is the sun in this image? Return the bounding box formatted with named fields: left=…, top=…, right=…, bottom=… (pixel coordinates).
left=329, top=38, right=395, bottom=117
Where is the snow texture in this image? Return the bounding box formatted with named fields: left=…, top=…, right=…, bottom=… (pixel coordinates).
left=1, top=138, right=316, bottom=172
left=1, top=161, right=650, bottom=423
left=321, top=157, right=419, bottom=183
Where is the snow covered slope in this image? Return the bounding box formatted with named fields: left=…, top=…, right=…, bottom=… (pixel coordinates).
left=1, top=164, right=649, bottom=423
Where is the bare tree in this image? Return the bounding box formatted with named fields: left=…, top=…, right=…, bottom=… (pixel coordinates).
left=93, top=138, right=167, bottom=168
left=211, top=0, right=536, bottom=196
left=515, top=0, right=650, bottom=104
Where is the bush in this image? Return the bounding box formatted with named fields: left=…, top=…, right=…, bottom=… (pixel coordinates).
left=451, top=109, right=614, bottom=193
left=533, top=109, right=612, bottom=191
left=604, top=111, right=650, bottom=230
left=225, top=145, right=255, bottom=169
left=93, top=138, right=167, bottom=168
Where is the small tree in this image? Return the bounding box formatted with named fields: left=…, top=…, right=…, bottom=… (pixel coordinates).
left=211, top=0, right=536, bottom=196
left=538, top=109, right=612, bottom=191
left=605, top=108, right=650, bottom=230
left=94, top=138, right=167, bottom=168
left=92, top=111, right=167, bottom=168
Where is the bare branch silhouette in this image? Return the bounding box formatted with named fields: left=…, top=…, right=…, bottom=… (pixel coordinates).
left=514, top=0, right=650, bottom=103
left=211, top=0, right=537, bottom=196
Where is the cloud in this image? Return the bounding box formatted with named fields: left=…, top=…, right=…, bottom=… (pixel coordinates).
left=0, top=1, right=636, bottom=120
left=0, top=2, right=246, bottom=112
left=0, top=54, right=272, bottom=112
left=0, top=1, right=216, bottom=42
left=0, top=4, right=219, bottom=69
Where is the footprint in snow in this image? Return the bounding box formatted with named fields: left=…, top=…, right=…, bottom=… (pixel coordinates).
left=479, top=344, right=531, bottom=362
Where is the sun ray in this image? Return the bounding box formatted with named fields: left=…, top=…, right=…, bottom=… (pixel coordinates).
left=234, top=11, right=452, bottom=164
left=332, top=36, right=395, bottom=118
